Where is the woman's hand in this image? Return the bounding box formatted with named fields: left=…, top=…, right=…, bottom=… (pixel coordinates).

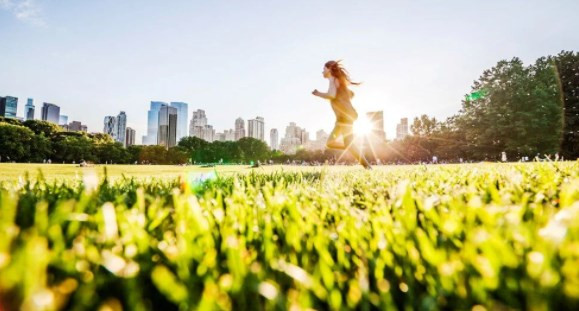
left=312, top=89, right=320, bottom=96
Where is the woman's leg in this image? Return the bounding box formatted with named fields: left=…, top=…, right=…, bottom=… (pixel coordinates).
left=326, top=121, right=346, bottom=150
left=343, top=125, right=371, bottom=169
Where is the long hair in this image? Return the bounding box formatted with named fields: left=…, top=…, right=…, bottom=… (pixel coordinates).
left=324, top=60, right=361, bottom=88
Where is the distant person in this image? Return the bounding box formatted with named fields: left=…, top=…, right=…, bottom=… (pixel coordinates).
left=312, top=60, right=371, bottom=169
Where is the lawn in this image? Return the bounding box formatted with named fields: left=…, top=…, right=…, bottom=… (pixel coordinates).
left=0, top=161, right=578, bottom=310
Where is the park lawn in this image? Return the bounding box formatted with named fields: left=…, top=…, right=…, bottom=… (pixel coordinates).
left=0, top=163, right=367, bottom=183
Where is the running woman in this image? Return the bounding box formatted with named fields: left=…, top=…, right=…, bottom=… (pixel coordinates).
left=312, top=60, right=371, bottom=169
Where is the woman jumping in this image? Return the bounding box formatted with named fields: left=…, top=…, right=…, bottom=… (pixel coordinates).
left=312, top=60, right=371, bottom=169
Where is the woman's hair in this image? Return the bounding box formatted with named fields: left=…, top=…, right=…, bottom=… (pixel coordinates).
left=324, top=60, right=360, bottom=87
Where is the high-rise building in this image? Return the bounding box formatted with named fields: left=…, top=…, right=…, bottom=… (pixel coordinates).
left=59, top=115, right=69, bottom=125
left=235, top=118, right=245, bottom=140
left=224, top=129, right=235, bottom=141
left=41, top=103, right=60, bottom=124
left=25, top=98, right=34, bottom=120
left=68, top=121, right=88, bottom=132
left=170, top=102, right=188, bottom=143
left=189, top=109, right=215, bottom=142
left=396, top=118, right=409, bottom=140
left=280, top=122, right=308, bottom=154
left=103, top=116, right=117, bottom=139
left=0, top=96, right=18, bottom=119
left=116, top=111, right=127, bottom=145
left=144, top=101, right=166, bottom=145
left=366, top=111, right=386, bottom=140
left=247, top=116, right=265, bottom=141
left=270, top=128, right=279, bottom=150
left=125, top=127, right=136, bottom=146
left=158, top=105, right=178, bottom=148
left=305, top=129, right=329, bottom=151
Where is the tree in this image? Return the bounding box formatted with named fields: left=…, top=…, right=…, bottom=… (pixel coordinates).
left=237, top=137, right=270, bottom=163
left=52, top=133, right=96, bottom=163
left=553, top=51, right=579, bottom=159
left=139, top=146, right=168, bottom=164
left=0, top=123, right=34, bottom=162
left=167, top=147, right=189, bottom=164
left=22, top=120, right=61, bottom=137
left=411, top=115, right=438, bottom=136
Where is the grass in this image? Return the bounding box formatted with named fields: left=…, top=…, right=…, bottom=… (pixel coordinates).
left=0, top=161, right=578, bottom=310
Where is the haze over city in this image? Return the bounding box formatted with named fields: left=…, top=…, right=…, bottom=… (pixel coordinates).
left=2, top=0, right=578, bottom=143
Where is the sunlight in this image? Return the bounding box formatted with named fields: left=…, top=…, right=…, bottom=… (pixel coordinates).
left=353, top=115, right=374, bottom=136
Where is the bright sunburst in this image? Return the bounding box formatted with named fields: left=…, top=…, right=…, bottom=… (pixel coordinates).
left=353, top=115, right=373, bottom=136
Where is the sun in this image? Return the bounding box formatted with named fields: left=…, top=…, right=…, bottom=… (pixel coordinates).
left=353, top=115, right=373, bottom=136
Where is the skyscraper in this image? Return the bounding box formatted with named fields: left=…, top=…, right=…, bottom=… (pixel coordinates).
left=280, top=122, right=307, bottom=154
left=41, top=103, right=60, bottom=124
left=125, top=127, right=136, bottom=146
left=270, top=129, right=279, bottom=150
left=366, top=111, right=386, bottom=140
left=116, top=111, right=127, bottom=145
left=396, top=118, right=409, bottom=140
left=59, top=115, right=69, bottom=125
left=103, top=116, right=117, bottom=139
left=144, top=101, right=166, bottom=145
left=170, top=102, right=188, bottom=143
left=0, top=96, right=18, bottom=119
left=25, top=98, right=34, bottom=120
left=247, top=116, right=265, bottom=141
left=189, top=109, right=215, bottom=142
left=158, top=105, right=178, bottom=148
left=235, top=118, right=245, bottom=140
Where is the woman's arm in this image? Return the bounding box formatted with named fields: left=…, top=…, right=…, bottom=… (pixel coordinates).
left=312, top=78, right=338, bottom=100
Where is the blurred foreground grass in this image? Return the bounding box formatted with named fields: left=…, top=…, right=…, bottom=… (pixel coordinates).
left=1, top=162, right=578, bottom=310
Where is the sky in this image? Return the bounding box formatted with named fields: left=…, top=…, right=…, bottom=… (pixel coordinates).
left=1, top=0, right=578, bottom=144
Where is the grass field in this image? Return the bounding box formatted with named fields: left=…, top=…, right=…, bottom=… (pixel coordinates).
left=0, top=163, right=341, bottom=183
left=1, top=161, right=578, bottom=310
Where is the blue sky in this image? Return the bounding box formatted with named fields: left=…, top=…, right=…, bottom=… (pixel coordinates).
left=1, top=0, right=578, bottom=143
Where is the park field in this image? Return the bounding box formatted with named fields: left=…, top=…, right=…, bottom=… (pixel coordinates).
left=0, top=161, right=578, bottom=310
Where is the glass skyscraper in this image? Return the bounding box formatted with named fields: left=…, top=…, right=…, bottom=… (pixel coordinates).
left=25, top=98, right=35, bottom=120
left=0, top=96, right=18, bottom=119
left=41, top=103, right=60, bottom=124
left=158, top=105, right=178, bottom=148
left=170, top=102, right=188, bottom=143
left=144, top=101, right=166, bottom=145
left=116, top=111, right=127, bottom=145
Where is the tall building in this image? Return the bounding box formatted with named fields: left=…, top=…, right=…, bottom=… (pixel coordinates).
left=103, top=116, right=117, bottom=139
left=25, top=98, right=35, bottom=120
left=224, top=129, right=235, bottom=141
left=305, top=129, right=329, bottom=151
left=235, top=118, right=245, bottom=140
left=143, top=101, right=166, bottom=145
left=59, top=115, right=69, bottom=125
left=41, top=103, right=60, bottom=124
left=396, top=118, right=409, bottom=140
left=189, top=109, right=215, bottom=142
left=158, top=105, right=178, bottom=148
left=247, top=116, right=265, bottom=141
left=170, top=102, right=188, bottom=143
left=116, top=111, right=127, bottom=145
left=280, top=122, right=308, bottom=154
left=366, top=111, right=386, bottom=140
left=0, top=96, right=18, bottom=118
left=270, top=128, right=279, bottom=150
left=125, top=127, right=136, bottom=146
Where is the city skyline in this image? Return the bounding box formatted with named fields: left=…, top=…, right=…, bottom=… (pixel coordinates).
left=1, top=93, right=417, bottom=145
left=4, top=1, right=577, bottom=144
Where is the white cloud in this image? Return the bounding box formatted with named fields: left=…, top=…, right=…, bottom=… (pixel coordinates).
left=0, top=0, right=45, bottom=26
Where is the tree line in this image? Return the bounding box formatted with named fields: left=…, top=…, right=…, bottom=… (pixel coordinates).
left=0, top=118, right=271, bottom=164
